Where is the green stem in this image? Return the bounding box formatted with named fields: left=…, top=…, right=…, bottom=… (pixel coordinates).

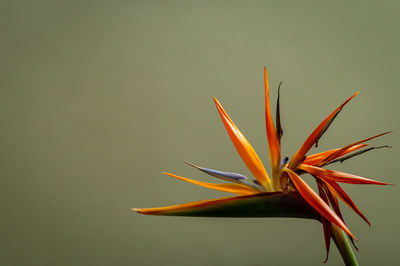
left=331, top=224, right=359, bottom=266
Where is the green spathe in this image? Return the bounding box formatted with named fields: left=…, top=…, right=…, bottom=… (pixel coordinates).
left=134, top=192, right=319, bottom=218
left=135, top=192, right=358, bottom=265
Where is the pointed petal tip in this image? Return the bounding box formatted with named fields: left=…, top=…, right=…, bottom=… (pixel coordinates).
left=132, top=208, right=142, bottom=213
left=346, top=91, right=359, bottom=102
left=323, top=253, right=329, bottom=263
left=213, top=97, right=223, bottom=111
left=182, top=160, right=199, bottom=168
left=347, top=91, right=360, bottom=101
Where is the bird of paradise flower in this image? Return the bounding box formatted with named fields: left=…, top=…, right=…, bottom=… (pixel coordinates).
left=134, top=67, right=392, bottom=265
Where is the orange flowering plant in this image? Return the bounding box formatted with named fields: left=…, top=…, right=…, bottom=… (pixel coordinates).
left=134, top=67, right=392, bottom=265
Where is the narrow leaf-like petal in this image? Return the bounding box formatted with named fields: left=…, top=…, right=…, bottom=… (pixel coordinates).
left=213, top=97, right=272, bottom=190
left=276, top=81, right=283, bottom=142
left=323, top=180, right=370, bottom=225
left=322, top=185, right=358, bottom=250
left=264, top=67, right=281, bottom=171
left=133, top=192, right=319, bottom=218
left=289, top=92, right=359, bottom=169
left=284, top=168, right=356, bottom=240
left=321, top=218, right=331, bottom=263
left=304, top=144, right=367, bottom=166
left=319, top=131, right=392, bottom=165
left=325, top=145, right=391, bottom=166
left=299, top=164, right=390, bottom=185
left=319, top=181, right=358, bottom=251
left=163, top=172, right=258, bottom=195
left=321, top=181, right=343, bottom=220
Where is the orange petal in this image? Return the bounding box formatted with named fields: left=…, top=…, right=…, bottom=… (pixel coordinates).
left=163, top=172, right=259, bottom=195
left=264, top=67, right=281, bottom=171
left=213, top=97, right=272, bottom=191
left=323, top=180, right=370, bottom=225
left=303, top=144, right=368, bottom=165
left=319, top=131, right=392, bottom=165
left=284, top=168, right=356, bottom=240
left=318, top=180, right=360, bottom=250
left=289, top=92, right=359, bottom=169
left=299, top=164, right=390, bottom=185
left=319, top=181, right=343, bottom=221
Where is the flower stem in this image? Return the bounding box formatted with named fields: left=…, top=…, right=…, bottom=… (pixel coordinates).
left=331, top=224, right=359, bottom=266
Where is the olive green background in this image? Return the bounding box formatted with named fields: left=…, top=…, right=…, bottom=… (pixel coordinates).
left=1, top=1, right=398, bottom=265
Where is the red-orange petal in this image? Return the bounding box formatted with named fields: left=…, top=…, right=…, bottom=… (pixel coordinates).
left=323, top=180, right=370, bottom=225
left=318, top=181, right=359, bottom=250
left=163, top=172, right=259, bottom=195
left=320, top=181, right=343, bottom=221
left=264, top=66, right=281, bottom=171
left=303, top=144, right=367, bottom=165
left=213, top=97, right=272, bottom=191
left=319, top=131, right=392, bottom=165
left=289, top=92, right=359, bottom=169
left=299, top=164, right=390, bottom=185
left=284, top=168, right=356, bottom=240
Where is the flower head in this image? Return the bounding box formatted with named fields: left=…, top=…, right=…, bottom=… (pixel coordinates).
left=134, top=67, right=391, bottom=263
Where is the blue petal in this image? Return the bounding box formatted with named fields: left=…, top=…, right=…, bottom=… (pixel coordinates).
left=281, top=156, right=289, bottom=167
left=183, top=161, right=264, bottom=192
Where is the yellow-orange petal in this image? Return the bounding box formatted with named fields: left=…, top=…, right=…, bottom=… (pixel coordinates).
left=303, top=144, right=368, bottom=165
left=163, top=172, right=259, bottom=195
left=289, top=92, right=359, bottom=169
left=213, top=97, right=272, bottom=191
left=284, top=168, right=357, bottom=240
left=299, top=164, right=390, bottom=185
left=264, top=66, right=281, bottom=171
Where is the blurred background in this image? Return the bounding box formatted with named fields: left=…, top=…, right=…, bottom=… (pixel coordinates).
left=1, top=1, right=399, bottom=265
